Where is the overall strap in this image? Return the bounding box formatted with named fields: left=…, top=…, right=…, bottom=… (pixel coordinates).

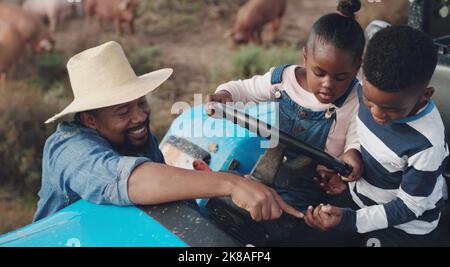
left=271, top=64, right=292, bottom=85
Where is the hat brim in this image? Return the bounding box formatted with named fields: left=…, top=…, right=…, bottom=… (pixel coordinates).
left=45, top=68, right=173, bottom=124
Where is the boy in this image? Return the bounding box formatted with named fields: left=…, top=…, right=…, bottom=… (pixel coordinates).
left=304, top=25, right=449, bottom=247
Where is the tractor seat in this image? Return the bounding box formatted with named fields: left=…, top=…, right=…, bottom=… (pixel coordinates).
left=444, top=160, right=450, bottom=199
left=444, top=160, right=450, bottom=180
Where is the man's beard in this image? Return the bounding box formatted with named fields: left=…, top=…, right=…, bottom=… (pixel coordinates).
left=116, top=117, right=151, bottom=156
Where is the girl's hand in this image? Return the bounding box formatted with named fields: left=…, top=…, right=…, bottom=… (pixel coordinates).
left=340, top=149, right=364, bottom=182
left=314, top=169, right=347, bottom=195
left=205, top=90, right=233, bottom=116
left=206, top=90, right=233, bottom=104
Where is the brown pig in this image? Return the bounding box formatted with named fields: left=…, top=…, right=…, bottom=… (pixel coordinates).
left=22, top=0, right=80, bottom=33
left=84, top=0, right=140, bottom=35
left=0, top=3, right=54, bottom=54
left=356, top=0, right=409, bottom=30
left=0, top=22, right=26, bottom=76
left=230, top=0, right=287, bottom=45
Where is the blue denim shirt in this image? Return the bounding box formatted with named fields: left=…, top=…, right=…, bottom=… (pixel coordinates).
left=33, top=120, right=165, bottom=222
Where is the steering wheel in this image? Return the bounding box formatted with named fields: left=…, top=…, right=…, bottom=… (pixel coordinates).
left=208, top=102, right=353, bottom=177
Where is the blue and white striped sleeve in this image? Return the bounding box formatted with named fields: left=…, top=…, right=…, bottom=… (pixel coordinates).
left=384, top=145, right=448, bottom=225
left=337, top=145, right=449, bottom=233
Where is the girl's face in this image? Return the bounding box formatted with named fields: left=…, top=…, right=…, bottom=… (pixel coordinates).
left=303, top=43, right=360, bottom=104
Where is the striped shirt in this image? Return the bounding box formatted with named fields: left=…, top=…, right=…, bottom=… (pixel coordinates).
left=340, top=87, right=449, bottom=235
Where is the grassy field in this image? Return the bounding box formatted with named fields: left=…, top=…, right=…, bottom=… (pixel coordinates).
left=0, top=187, right=36, bottom=235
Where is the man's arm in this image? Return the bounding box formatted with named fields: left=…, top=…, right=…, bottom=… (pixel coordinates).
left=128, top=162, right=304, bottom=221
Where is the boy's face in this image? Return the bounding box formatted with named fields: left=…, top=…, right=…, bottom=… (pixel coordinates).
left=362, top=76, right=434, bottom=125
left=303, top=44, right=360, bottom=104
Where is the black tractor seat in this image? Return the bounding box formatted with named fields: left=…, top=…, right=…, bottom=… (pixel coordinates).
left=444, top=161, right=450, bottom=180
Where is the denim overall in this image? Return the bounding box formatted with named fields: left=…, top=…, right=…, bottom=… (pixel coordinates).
left=270, top=64, right=357, bottom=209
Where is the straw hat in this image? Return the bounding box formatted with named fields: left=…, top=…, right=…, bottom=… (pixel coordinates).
left=45, top=41, right=173, bottom=123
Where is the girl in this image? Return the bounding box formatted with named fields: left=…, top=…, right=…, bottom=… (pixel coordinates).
left=207, top=0, right=366, bottom=210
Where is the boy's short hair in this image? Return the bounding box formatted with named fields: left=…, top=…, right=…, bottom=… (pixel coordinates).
left=363, top=25, right=438, bottom=92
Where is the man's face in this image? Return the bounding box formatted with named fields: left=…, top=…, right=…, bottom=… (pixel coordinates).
left=82, top=97, right=151, bottom=150
left=362, top=76, right=432, bottom=125
left=304, top=44, right=360, bottom=104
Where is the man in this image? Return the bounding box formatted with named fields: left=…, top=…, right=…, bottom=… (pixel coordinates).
left=34, top=41, right=303, bottom=223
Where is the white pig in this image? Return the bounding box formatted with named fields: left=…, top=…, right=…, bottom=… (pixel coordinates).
left=22, top=0, right=79, bottom=33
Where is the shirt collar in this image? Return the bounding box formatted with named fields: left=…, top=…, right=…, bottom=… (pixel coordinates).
left=392, top=100, right=435, bottom=124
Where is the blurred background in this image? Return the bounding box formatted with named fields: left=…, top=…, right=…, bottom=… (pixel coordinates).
left=0, top=0, right=415, bottom=234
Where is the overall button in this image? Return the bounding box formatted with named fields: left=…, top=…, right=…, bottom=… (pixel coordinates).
left=325, top=106, right=336, bottom=119
left=272, top=88, right=282, bottom=99
left=293, top=126, right=305, bottom=135
left=298, top=111, right=307, bottom=118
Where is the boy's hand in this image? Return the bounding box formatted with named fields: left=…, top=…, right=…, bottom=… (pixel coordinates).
left=314, top=169, right=347, bottom=195
left=304, top=204, right=342, bottom=231
left=340, top=149, right=364, bottom=182
left=205, top=90, right=233, bottom=116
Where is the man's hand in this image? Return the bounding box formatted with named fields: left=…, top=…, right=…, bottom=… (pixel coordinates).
left=314, top=169, right=347, bottom=195
left=189, top=163, right=301, bottom=222
left=205, top=91, right=233, bottom=116
left=303, top=204, right=342, bottom=231
left=129, top=163, right=302, bottom=220
left=340, top=149, right=364, bottom=182
left=229, top=177, right=304, bottom=221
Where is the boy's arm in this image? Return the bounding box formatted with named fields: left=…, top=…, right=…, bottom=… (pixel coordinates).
left=317, top=111, right=363, bottom=183
left=336, top=146, right=449, bottom=234
left=344, top=112, right=360, bottom=153
left=213, top=69, right=274, bottom=103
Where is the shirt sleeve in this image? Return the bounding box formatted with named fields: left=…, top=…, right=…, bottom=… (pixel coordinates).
left=49, top=132, right=152, bottom=206
left=344, top=113, right=361, bottom=153
left=215, top=68, right=274, bottom=103
left=381, top=146, right=448, bottom=227
left=343, top=83, right=361, bottom=153
left=338, top=146, right=449, bottom=234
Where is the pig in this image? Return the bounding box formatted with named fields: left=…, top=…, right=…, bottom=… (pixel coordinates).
left=356, top=0, right=409, bottom=30
left=22, top=0, right=80, bottom=33
left=0, top=22, right=25, bottom=80
left=84, top=0, right=140, bottom=35
left=0, top=3, right=54, bottom=54
left=229, top=0, right=287, bottom=45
